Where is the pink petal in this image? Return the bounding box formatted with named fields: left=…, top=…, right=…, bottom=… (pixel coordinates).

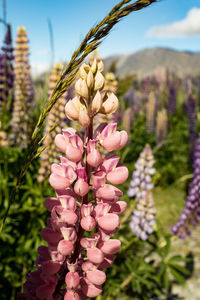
left=60, top=209, right=78, bottom=225
left=110, top=201, right=127, bottom=215
left=106, top=166, right=129, bottom=185
left=98, top=214, right=120, bottom=231
left=100, top=239, right=121, bottom=254
left=66, top=144, right=82, bottom=162
left=57, top=240, right=74, bottom=255
left=74, top=178, right=89, bottom=196
left=64, top=291, right=80, bottom=300
left=49, top=174, right=71, bottom=190
left=87, top=269, right=106, bottom=285
left=81, top=278, right=102, bottom=298
left=55, top=134, right=67, bottom=153
left=102, top=132, right=121, bottom=151
left=81, top=216, right=96, bottom=231
left=87, top=150, right=102, bottom=167
left=117, top=130, right=128, bottom=150
left=87, top=247, right=104, bottom=264
left=65, top=271, right=80, bottom=289
left=58, top=195, right=76, bottom=211
left=99, top=254, right=115, bottom=269
left=81, top=261, right=96, bottom=272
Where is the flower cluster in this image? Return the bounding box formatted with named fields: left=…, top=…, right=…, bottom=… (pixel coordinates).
left=128, top=145, right=156, bottom=240
left=128, top=145, right=155, bottom=199
left=10, top=26, right=34, bottom=147
left=38, top=63, right=70, bottom=182
left=20, top=59, right=128, bottom=300
left=156, top=108, right=168, bottom=144
left=146, top=91, right=156, bottom=134
left=130, top=191, right=156, bottom=240
left=187, top=93, right=196, bottom=162
left=171, top=134, right=200, bottom=239
left=0, top=25, right=14, bottom=112
left=65, top=59, right=118, bottom=128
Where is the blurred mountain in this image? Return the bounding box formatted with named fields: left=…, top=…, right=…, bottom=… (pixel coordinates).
left=104, top=47, right=200, bottom=78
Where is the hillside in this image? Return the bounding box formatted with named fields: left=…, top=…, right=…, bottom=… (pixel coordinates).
left=104, top=47, right=200, bottom=78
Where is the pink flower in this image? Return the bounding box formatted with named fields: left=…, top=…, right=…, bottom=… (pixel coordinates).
left=98, top=123, right=128, bottom=151
left=22, top=60, right=129, bottom=300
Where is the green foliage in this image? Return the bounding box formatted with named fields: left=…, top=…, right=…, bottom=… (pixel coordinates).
left=0, top=146, right=53, bottom=299
left=100, top=223, right=190, bottom=300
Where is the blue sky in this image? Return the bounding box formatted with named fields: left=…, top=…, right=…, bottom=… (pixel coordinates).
left=1, top=0, right=200, bottom=74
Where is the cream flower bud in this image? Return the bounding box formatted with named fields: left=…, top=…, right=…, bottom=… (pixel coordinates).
left=80, top=79, right=89, bottom=99
left=91, top=91, right=102, bottom=114
left=87, top=70, right=94, bottom=88
left=101, top=93, right=118, bottom=114
left=75, top=78, right=82, bottom=95
left=91, top=58, right=97, bottom=73
left=98, top=60, right=104, bottom=72
left=79, top=64, right=88, bottom=79
left=78, top=107, right=90, bottom=128
left=94, top=71, right=104, bottom=91
left=65, top=99, right=79, bottom=120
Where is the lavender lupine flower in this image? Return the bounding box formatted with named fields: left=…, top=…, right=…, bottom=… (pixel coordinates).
left=156, top=109, right=168, bottom=144
left=130, top=191, right=156, bottom=240
left=124, top=87, right=134, bottom=108
left=20, top=58, right=128, bottom=300
left=128, top=145, right=156, bottom=200
left=10, top=26, right=34, bottom=148
left=0, top=25, right=14, bottom=112
left=38, top=63, right=70, bottom=182
left=146, top=91, right=156, bottom=134
left=187, top=93, right=196, bottom=162
left=171, top=134, right=200, bottom=239
left=128, top=145, right=156, bottom=240
left=168, top=83, right=176, bottom=114
left=198, top=76, right=200, bottom=111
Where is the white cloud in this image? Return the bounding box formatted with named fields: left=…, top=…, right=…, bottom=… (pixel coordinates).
left=147, top=8, right=200, bottom=38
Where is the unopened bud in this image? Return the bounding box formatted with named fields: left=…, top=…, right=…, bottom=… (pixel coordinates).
left=98, top=60, right=104, bottom=72
left=65, top=99, right=79, bottom=120
left=78, top=107, right=90, bottom=128
left=87, top=70, right=94, bottom=88
left=91, top=91, right=102, bottom=114
left=91, top=58, right=97, bottom=73
left=101, top=93, right=118, bottom=114
left=94, top=71, right=104, bottom=91
left=79, top=63, right=88, bottom=79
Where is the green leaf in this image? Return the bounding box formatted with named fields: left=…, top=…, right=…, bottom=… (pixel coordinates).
left=169, top=266, right=186, bottom=284
left=168, top=263, right=190, bottom=276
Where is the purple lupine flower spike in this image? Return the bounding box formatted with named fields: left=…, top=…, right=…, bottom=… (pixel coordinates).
left=171, top=134, right=200, bottom=238
left=128, top=145, right=156, bottom=240
left=187, top=93, right=196, bottom=162
left=0, top=24, right=14, bottom=113
left=168, top=83, right=176, bottom=114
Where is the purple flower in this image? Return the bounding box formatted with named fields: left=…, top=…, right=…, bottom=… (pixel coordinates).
left=128, top=145, right=156, bottom=240
left=187, top=93, right=196, bottom=162
left=0, top=25, right=14, bottom=112
left=171, top=134, right=200, bottom=238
